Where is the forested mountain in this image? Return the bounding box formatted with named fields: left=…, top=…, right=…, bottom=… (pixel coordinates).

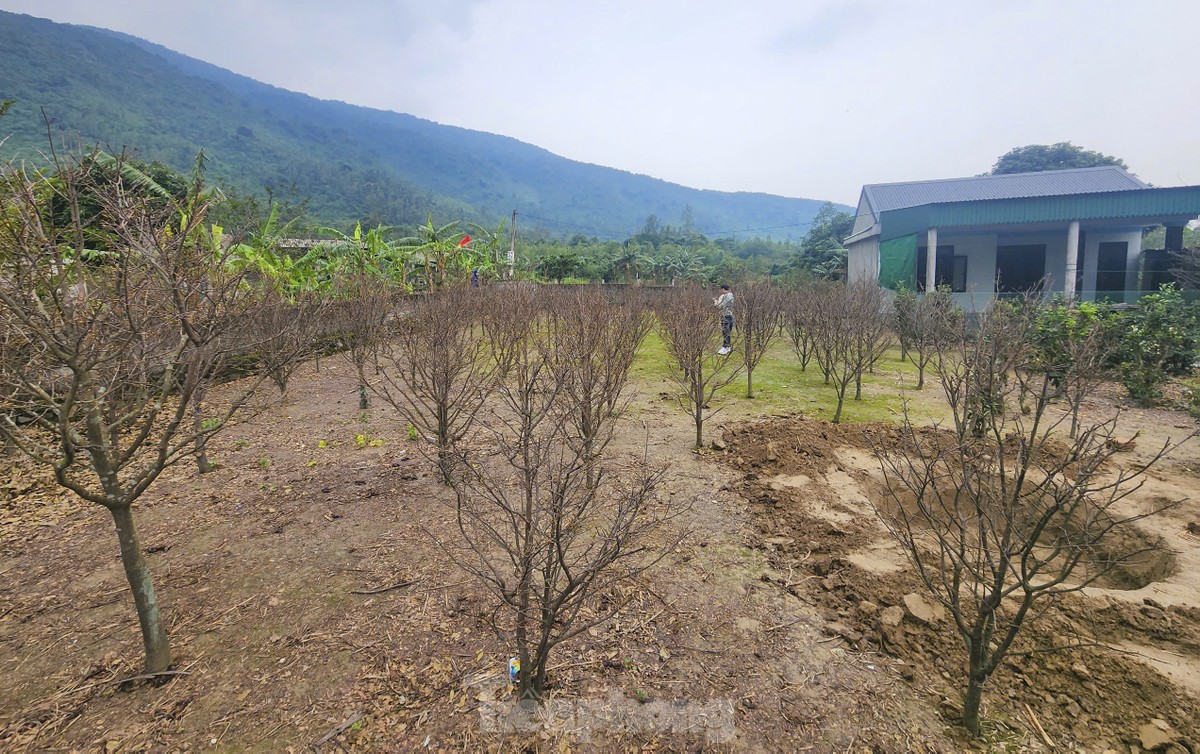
left=0, top=11, right=843, bottom=238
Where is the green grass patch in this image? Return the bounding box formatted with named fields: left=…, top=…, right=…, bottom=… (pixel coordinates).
left=630, top=332, right=951, bottom=427
left=629, top=328, right=674, bottom=384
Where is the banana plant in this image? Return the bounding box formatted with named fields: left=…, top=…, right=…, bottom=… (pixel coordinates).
left=380, top=239, right=416, bottom=291
left=314, top=222, right=407, bottom=288
left=663, top=249, right=705, bottom=286
left=315, top=222, right=371, bottom=278
left=612, top=243, right=651, bottom=284
left=91, top=151, right=174, bottom=203
left=225, top=202, right=288, bottom=283
left=395, top=216, right=462, bottom=291
left=465, top=217, right=509, bottom=281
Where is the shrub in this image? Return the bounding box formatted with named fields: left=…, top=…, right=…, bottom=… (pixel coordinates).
left=1032, top=300, right=1105, bottom=383
left=1031, top=299, right=1113, bottom=436
left=1109, top=286, right=1199, bottom=405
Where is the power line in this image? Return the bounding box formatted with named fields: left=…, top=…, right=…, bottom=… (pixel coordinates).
left=520, top=213, right=632, bottom=239
left=698, top=220, right=822, bottom=237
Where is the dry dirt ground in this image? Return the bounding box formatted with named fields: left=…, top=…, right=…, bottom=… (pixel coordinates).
left=2, top=358, right=1199, bottom=752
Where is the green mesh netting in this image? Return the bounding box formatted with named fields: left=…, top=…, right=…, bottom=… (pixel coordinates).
left=879, top=234, right=917, bottom=290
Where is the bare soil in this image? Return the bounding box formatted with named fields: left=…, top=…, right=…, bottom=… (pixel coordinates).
left=2, top=360, right=1199, bottom=752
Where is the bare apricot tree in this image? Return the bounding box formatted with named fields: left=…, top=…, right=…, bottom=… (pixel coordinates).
left=0, top=149, right=273, bottom=673
left=892, top=285, right=916, bottom=363
left=369, top=286, right=491, bottom=482
left=894, top=286, right=959, bottom=390
left=734, top=281, right=783, bottom=398
left=808, top=282, right=892, bottom=422
left=332, top=274, right=391, bottom=410
left=250, top=288, right=327, bottom=396
left=810, top=285, right=857, bottom=423
left=849, top=281, right=892, bottom=397
left=1055, top=320, right=1111, bottom=441
left=548, top=285, right=650, bottom=485
left=783, top=286, right=820, bottom=372
left=656, top=288, right=742, bottom=447
left=180, top=288, right=328, bottom=474
left=446, top=285, right=680, bottom=701
left=478, top=282, right=541, bottom=381
left=808, top=285, right=839, bottom=386
left=873, top=299, right=1187, bottom=737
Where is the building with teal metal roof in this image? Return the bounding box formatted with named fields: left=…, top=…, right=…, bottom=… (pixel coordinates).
left=845, top=167, right=1200, bottom=309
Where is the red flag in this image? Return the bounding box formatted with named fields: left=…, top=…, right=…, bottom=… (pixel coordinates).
left=457, top=235, right=471, bottom=248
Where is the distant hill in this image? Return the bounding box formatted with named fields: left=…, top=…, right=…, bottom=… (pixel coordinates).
left=0, top=11, right=845, bottom=238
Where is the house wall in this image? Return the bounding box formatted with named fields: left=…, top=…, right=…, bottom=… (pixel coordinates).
left=1078, top=229, right=1143, bottom=302
left=846, top=237, right=879, bottom=285
left=851, top=195, right=875, bottom=237
left=932, top=227, right=1149, bottom=303
left=928, top=228, right=1143, bottom=309
left=989, top=230, right=1067, bottom=292
left=845, top=225, right=1143, bottom=308
left=933, top=232, right=997, bottom=296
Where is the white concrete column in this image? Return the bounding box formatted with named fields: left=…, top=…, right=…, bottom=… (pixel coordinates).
left=1064, top=220, right=1080, bottom=300
left=925, top=227, right=937, bottom=292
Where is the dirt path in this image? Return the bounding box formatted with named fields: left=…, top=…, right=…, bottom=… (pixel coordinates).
left=2, top=358, right=1198, bottom=751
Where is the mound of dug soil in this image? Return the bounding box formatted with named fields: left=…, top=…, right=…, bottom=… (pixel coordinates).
left=720, top=415, right=1200, bottom=752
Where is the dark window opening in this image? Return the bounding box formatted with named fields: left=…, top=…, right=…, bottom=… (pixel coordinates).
left=1095, top=241, right=1128, bottom=299
left=995, top=244, right=1046, bottom=293
left=1142, top=249, right=1179, bottom=292
left=916, top=245, right=966, bottom=292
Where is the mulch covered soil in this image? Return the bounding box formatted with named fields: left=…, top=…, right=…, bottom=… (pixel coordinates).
left=0, top=363, right=944, bottom=752
left=3, top=359, right=1199, bottom=752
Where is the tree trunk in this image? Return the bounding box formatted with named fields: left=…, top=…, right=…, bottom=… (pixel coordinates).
left=583, top=437, right=596, bottom=490
left=962, top=630, right=990, bottom=737
left=437, top=445, right=454, bottom=485
left=962, top=673, right=984, bottom=737
left=110, top=504, right=172, bottom=673
left=854, top=372, right=863, bottom=400
left=694, top=412, right=703, bottom=449
left=437, top=411, right=453, bottom=484
left=746, top=367, right=754, bottom=399
left=516, top=441, right=537, bottom=702
left=516, top=624, right=534, bottom=701
left=358, top=383, right=368, bottom=410
left=530, top=635, right=554, bottom=702
left=833, top=387, right=846, bottom=424
left=193, top=387, right=212, bottom=474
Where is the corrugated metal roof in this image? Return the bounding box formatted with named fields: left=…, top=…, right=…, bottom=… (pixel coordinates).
left=862, top=166, right=1148, bottom=215
left=876, top=185, right=1200, bottom=242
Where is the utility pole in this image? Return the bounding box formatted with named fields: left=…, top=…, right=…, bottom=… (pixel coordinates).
left=508, top=209, right=517, bottom=279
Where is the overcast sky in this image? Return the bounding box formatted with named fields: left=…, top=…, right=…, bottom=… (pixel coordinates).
left=4, top=1, right=1197, bottom=205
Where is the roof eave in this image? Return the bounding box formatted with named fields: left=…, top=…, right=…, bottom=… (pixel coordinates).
left=845, top=224, right=880, bottom=244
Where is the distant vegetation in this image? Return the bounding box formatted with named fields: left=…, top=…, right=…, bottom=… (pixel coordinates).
left=0, top=10, right=843, bottom=245
left=989, top=142, right=1128, bottom=175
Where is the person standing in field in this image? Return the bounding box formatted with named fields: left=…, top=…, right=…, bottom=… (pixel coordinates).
left=714, top=284, right=734, bottom=354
